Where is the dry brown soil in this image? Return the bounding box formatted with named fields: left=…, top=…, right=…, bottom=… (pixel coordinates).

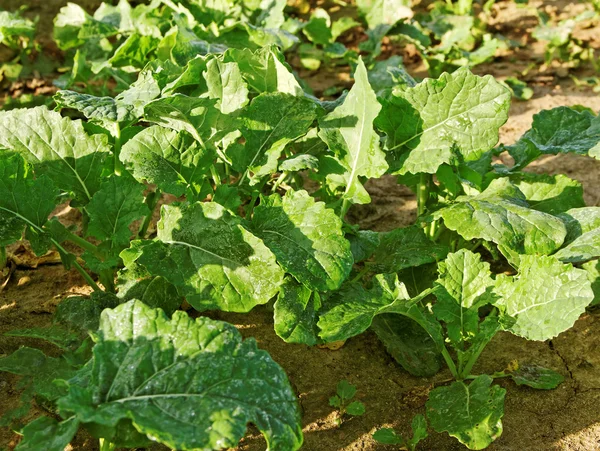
left=2, top=1, right=600, bottom=450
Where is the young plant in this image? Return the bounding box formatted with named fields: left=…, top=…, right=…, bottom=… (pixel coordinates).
left=373, top=414, right=428, bottom=451
left=329, top=380, right=365, bottom=425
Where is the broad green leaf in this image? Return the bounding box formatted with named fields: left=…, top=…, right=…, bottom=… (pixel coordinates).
left=373, top=226, right=448, bottom=272
left=135, top=202, right=284, bottom=312
left=58, top=300, right=303, bottom=450
left=213, top=185, right=242, bottom=211
left=494, top=255, right=593, bottom=340
left=505, top=106, right=600, bottom=169
left=274, top=278, right=321, bottom=345
left=224, top=46, right=302, bottom=95
left=143, top=95, right=228, bottom=150
left=303, top=8, right=333, bottom=45
left=162, top=55, right=209, bottom=96
left=346, top=401, right=366, bottom=416
left=0, top=347, right=75, bottom=401
left=16, top=416, right=80, bottom=451
left=555, top=207, right=600, bottom=263
left=318, top=58, right=388, bottom=204
left=232, top=93, right=318, bottom=184
left=356, top=0, right=412, bottom=29
left=426, top=375, right=505, bottom=450
left=53, top=3, right=118, bottom=50
left=371, top=314, right=441, bottom=377
left=407, top=414, right=428, bottom=450
left=318, top=273, right=444, bottom=347
left=510, top=364, right=564, bottom=389
left=0, top=151, right=58, bottom=254
left=433, top=250, right=495, bottom=347
left=55, top=90, right=135, bottom=126
left=204, top=58, right=250, bottom=114
left=86, top=174, right=149, bottom=247
left=331, top=17, right=359, bottom=41
left=336, top=380, right=357, bottom=400
left=0, top=10, right=35, bottom=48
left=157, top=25, right=226, bottom=66
left=279, top=154, right=319, bottom=172
left=0, top=107, right=110, bottom=204
left=5, top=327, right=78, bottom=351
left=54, top=292, right=120, bottom=334
left=120, top=126, right=215, bottom=199
left=255, top=0, right=287, bottom=29
left=376, top=68, right=510, bottom=174
left=347, top=230, right=380, bottom=263
left=252, top=190, right=352, bottom=291
left=434, top=178, right=566, bottom=262
left=582, top=259, right=600, bottom=305
left=508, top=172, right=585, bottom=214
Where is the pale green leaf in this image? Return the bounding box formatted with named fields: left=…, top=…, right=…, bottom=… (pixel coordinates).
left=555, top=207, right=600, bottom=263
left=509, top=172, right=585, bottom=214
left=204, top=58, right=250, bottom=114
left=356, top=0, right=412, bottom=29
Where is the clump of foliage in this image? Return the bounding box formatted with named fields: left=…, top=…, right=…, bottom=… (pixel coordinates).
left=1, top=0, right=600, bottom=450
left=373, top=414, right=428, bottom=451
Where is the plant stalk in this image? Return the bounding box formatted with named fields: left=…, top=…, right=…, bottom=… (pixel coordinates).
left=210, top=165, right=221, bottom=187
left=417, top=174, right=430, bottom=218
left=138, top=190, right=161, bottom=239
left=441, top=346, right=459, bottom=379
left=51, top=239, right=101, bottom=292
left=64, top=231, right=101, bottom=257
left=271, top=172, right=288, bottom=193
left=113, top=123, right=123, bottom=176
left=0, top=246, right=6, bottom=271
left=99, top=438, right=116, bottom=451
left=339, top=198, right=351, bottom=220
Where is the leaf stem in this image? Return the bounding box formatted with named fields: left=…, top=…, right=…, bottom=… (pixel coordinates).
left=441, top=346, right=459, bottom=379
left=99, top=438, right=116, bottom=451
left=0, top=246, right=6, bottom=271
left=64, top=231, right=100, bottom=257
left=350, top=265, right=370, bottom=283
left=51, top=239, right=101, bottom=292
left=138, top=190, right=161, bottom=239
left=113, top=123, right=123, bottom=176
left=465, top=371, right=511, bottom=381
left=271, top=172, right=288, bottom=193
left=210, top=165, right=221, bottom=187
left=340, top=198, right=351, bottom=220
left=417, top=174, right=430, bottom=218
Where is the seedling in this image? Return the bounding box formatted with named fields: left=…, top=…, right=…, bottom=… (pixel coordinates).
left=373, top=414, right=428, bottom=451
left=329, top=380, right=365, bottom=425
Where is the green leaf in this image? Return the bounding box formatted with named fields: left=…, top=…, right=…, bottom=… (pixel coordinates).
left=4, top=327, right=79, bottom=351
left=582, top=259, right=600, bottom=305
left=494, top=255, right=593, bottom=340
left=120, top=126, right=215, bottom=199
left=279, top=154, right=319, bottom=172
left=108, top=34, right=159, bottom=69
left=510, top=364, right=564, bottom=389
left=0, top=347, right=75, bottom=401
left=329, top=395, right=341, bottom=408
left=0, top=107, right=110, bottom=204
left=509, top=172, right=585, bottom=214
left=336, top=380, right=357, bottom=400
left=318, top=273, right=444, bottom=347
left=373, top=428, right=404, bottom=445
left=555, top=207, right=600, bottom=263
left=86, top=174, right=149, bottom=247
left=407, top=414, right=428, bottom=450
left=303, top=8, right=333, bottom=45
left=426, top=375, right=506, bottom=450
left=347, top=230, right=380, bottom=263
left=356, top=0, right=412, bottom=29
left=434, top=178, right=566, bottom=262
left=55, top=90, right=135, bottom=126
left=252, top=190, right=352, bottom=290
left=0, top=10, right=35, bottom=48
left=433, top=250, right=495, bottom=347
left=373, top=226, right=448, bottom=272
left=134, top=202, right=284, bottom=312
left=53, top=3, right=118, bottom=50
left=16, top=416, right=80, bottom=451
left=0, top=151, right=58, bottom=254
left=345, top=401, right=366, bottom=416
left=505, top=106, right=600, bottom=169
left=371, top=314, right=441, bottom=377
left=274, top=278, right=321, bottom=345
left=318, top=58, right=388, bottom=204
left=204, top=58, right=250, bottom=114
left=224, top=46, right=302, bottom=95
left=377, top=69, right=510, bottom=174
left=233, top=93, right=318, bottom=185
left=54, top=292, right=120, bottom=334
left=58, top=300, right=303, bottom=450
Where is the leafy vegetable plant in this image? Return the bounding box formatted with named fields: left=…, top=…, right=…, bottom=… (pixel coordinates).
left=373, top=414, right=428, bottom=451
left=329, top=380, right=366, bottom=425
left=2, top=0, right=600, bottom=449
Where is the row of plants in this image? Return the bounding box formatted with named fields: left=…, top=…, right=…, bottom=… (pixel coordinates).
left=1, top=0, right=600, bottom=450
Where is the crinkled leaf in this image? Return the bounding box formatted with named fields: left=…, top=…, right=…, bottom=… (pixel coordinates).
left=53, top=3, right=118, bottom=50
left=120, top=126, right=215, bottom=199
left=371, top=314, right=441, bottom=377
left=16, top=416, right=80, bottom=451
left=55, top=90, right=135, bottom=126
left=318, top=58, right=388, bottom=204
left=318, top=273, right=443, bottom=347
left=86, top=174, right=149, bottom=247
left=252, top=190, right=352, bottom=291
left=494, top=255, right=593, bottom=340
left=505, top=106, right=600, bottom=170
left=224, top=46, right=302, bottom=95
left=510, top=364, right=564, bottom=389
left=434, top=178, right=566, bottom=262
left=232, top=93, right=318, bottom=184
left=58, top=300, right=303, bottom=450
left=377, top=69, right=510, bottom=174
left=274, top=278, right=321, bottom=345
left=373, top=226, right=448, bottom=272
left=0, top=151, right=58, bottom=254
left=555, top=207, right=600, bottom=263
left=426, top=375, right=505, bottom=450
left=509, top=172, right=585, bottom=214
left=134, top=202, right=284, bottom=312
left=204, top=58, right=249, bottom=114
left=433, top=250, right=495, bottom=347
